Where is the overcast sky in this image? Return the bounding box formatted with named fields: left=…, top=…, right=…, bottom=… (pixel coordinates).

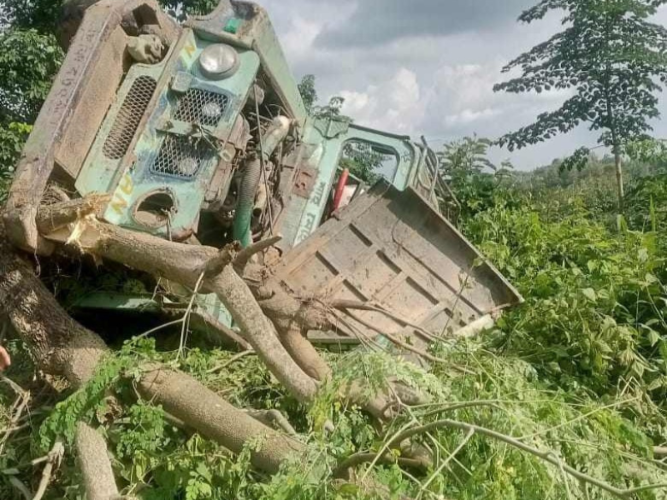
left=257, top=0, right=667, bottom=170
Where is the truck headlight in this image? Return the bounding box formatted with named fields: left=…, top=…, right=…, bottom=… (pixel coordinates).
left=198, top=44, right=239, bottom=80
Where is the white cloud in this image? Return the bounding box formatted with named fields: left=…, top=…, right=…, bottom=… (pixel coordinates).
left=280, top=17, right=321, bottom=61
left=338, top=68, right=425, bottom=134
left=445, top=108, right=501, bottom=126
left=420, top=60, right=573, bottom=135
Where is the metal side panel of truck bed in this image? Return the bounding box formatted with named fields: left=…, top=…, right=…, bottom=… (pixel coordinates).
left=270, top=181, right=523, bottom=350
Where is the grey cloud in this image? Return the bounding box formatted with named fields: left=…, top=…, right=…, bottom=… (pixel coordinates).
left=315, top=0, right=534, bottom=49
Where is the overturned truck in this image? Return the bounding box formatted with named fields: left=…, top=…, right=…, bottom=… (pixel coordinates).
left=0, top=0, right=526, bottom=494
left=4, top=0, right=521, bottom=353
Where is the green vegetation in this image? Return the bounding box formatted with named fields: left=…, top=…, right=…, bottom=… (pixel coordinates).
left=5, top=139, right=667, bottom=499
left=2, top=1, right=667, bottom=499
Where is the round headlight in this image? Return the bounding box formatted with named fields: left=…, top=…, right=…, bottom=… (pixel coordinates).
left=198, top=44, right=239, bottom=80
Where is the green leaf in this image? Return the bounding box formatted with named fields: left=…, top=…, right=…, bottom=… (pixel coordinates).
left=196, top=462, right=212, bottom=482
left=647, top=329, right=661, bottom=348
left=582, top=288, right=597, bottom=302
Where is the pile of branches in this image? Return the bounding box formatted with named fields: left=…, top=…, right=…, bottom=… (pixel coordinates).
left=1, top=196, right=667, bottom=499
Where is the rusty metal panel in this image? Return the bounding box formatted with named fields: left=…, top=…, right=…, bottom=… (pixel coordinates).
left=271, top=181, right=523, bottom=349
left=55, top=26, right=129, bottom=178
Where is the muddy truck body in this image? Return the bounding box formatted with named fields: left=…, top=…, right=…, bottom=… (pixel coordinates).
left=4, top=0, right=522, bottom=348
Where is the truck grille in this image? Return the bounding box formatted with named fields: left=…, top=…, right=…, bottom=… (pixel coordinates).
left=174, top=89, right=229, bottom=127
left=103, top=76, right=157, bottom=160
left=151, top=135, right=215, bottom=179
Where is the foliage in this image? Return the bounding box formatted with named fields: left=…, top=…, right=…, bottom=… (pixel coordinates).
left=496, top=0, right=667, bottom=153
left=463, top=194, right=667, bottom=405
left=0, top=28, right=62, bottom=200
left=0, top=0, right=219, bottom=201
left=298, top=74, right=318, bottom=114
left=0, top=122, right=30, bottom=202
left=625, top=174, right=667, bottom=233
left=425, top=344, right=665, bottom=500
left=10, top=337, right=665, bottom=500
left=513, top=152, right=659, bottom=226
left=339, top=141, right=386, bottom=185
left=0, top=0, right=63, bottom=33
left=0, top=29, right=63, bottom=124
left=627, top=138, right=667, bottom=174
left=313, top=96, right=347, bottom=121
left=438, top=136, right=516, bottom=219
left=298, top=75, right=387, bottom=184
left=159, top=0, right=220, bottom=20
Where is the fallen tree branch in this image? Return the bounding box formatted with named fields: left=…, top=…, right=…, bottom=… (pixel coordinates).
left=418, top=428, right=474, bottom=498
left=333, top=452, right=428, bottom=479
left=384, top=419, right=667, bottom=499
left=45, top=218, right=319, bottom=402
left=331, top=300, right=442, bottom=344
left=161, top=306, right=251, bottom=351
left=35, top=195, right=110, bottom=235
left=276, top=322, right=331, bottom=381
left=419, top=401, right=505, bottom=420
left=245, top=409, right=298, bottom=436
left=207, top=350, right=255, bottom=374
left=33, top=440, right=64, bottom=500
left=344, top=310, right=448, bottom=365
left=200, top=245, right=239, bottom=278
left=0, top=423, right=29, bottom=438
left=0, top=222, right=108, bottom=387
left=35, top=209, right=429, bottom=439
left=76, top=423, right=119, bottom=500
left=234, top=235, right=282, bottom=272
left=0, top=378, right=30, bottom=458
left=2, top=449, right=57, bottom=475
left=8, top=476, right=32, bottom=500
left=138, top=366, right=306, bottom=474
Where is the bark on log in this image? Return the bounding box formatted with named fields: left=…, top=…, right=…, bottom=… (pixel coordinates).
left=35, top=207, right=424, bottom=419
left=138, top=367, right=306, bottom=474
left=76, top=422, right=120, bottom=500
left=40, top=211, right=427, bottom=416
left=208, top=268, right=319, bottom=402
left=276, top=323, right=331, bottom=381
left=0, top=224, right=108, bottom=387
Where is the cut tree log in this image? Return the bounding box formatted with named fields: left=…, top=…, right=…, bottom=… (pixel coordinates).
left=138, top=366, right=306, bottom=474
left=38, top=207, right=429, bottom=417
left=0, top=200, right=428, bottom=494
left=76, top=423, right=120, bottom=500
left=0, top=232, right=307, bottom=478
left=35, top=194, right=110, bottom=235
left=277, top=323, right=332, bottom=381
left=0, top=223, right=108, bottom=387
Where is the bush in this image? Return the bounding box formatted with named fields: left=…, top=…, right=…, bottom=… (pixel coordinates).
left=463, top=196, right=667, bottom=405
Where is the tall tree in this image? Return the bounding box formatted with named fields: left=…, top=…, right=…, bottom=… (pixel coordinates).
left=495, top=0, right=667, bottom=212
